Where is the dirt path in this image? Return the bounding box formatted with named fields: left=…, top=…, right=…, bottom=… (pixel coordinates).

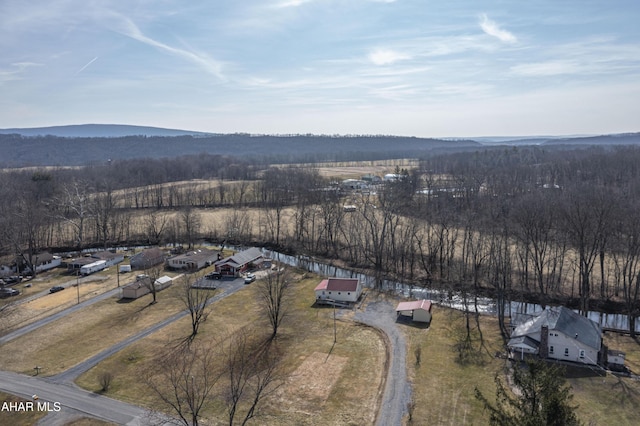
left=353, top=299, right=411, bottom=426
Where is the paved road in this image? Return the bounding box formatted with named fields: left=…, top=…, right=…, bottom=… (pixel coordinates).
left=0, top=284, right=119, bottom=345
left=0, top=277, right=246, bottom=425
left=354, top=299, right=412, bottom=426
left=0, top=370, right=152, bottom=425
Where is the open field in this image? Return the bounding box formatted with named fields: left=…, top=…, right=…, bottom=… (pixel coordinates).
left=75, top=272, right=385, bottom=425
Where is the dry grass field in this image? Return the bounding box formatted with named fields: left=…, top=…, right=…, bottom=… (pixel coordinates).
left=0, top=269, right=188, bottom=376
left=403, top=307, right=640, bottom=425
left=0, top=392, right=47, bottom=426
left=75, top=272, right=386, bottom=426
left=3, top=258, right=640, bottom=424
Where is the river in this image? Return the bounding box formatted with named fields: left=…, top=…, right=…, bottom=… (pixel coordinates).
left=269, top=250, right=640, bottom=333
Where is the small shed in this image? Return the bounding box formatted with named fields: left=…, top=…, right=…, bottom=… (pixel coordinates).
left=396, top=299, right=432, bottom=323
left=608, top=350, right=626, bottom=372
left=154, top=275, right=173, bottom=291
left=121, top=281, right=150, bottom=299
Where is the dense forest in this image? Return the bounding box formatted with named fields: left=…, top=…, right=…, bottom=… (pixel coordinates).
left=3, top=143, right=640, bottom=336
left=0, top=133, right=480, bottom=167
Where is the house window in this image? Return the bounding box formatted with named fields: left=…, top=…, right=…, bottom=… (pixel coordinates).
left=347, top=292, right=351, bottom=295
left=338, top=292, right=341, bottom=295
left=328, top=291, right=332, bottom=295
left=564, top=348, right=569, bottom=357
left=549, top=346, right=554, bottom=354
left=579, top=350, right=585, bottom=359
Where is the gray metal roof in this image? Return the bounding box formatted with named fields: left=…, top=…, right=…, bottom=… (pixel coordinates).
left=507, top=335, right=540, bottom=351
left=216, top=247, right=262, bottom=268
left=511, top=306, right=601, bottom=350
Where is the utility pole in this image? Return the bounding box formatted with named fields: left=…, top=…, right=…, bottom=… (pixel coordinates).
left=76, top=270, right=80, bottom=304
left=333, top=301, right=337, bottom=344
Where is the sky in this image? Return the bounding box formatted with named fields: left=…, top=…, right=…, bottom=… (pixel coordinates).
left=1, top=0, right=639, bottom=138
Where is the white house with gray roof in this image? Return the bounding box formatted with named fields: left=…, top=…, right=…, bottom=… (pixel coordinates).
left=508, top=306, right=607, bottom=367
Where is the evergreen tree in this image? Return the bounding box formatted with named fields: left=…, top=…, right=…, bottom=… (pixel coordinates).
left=475, top=359, right=581, bottom=426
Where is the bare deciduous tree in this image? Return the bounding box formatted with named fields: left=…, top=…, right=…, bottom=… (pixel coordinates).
left=223, top=330, right=281, bottom=426
left=180, top=274, right=214, bottom=340
left=146, top=341, right=221, bottom=426
left=259, top=268, right=290, bottom=340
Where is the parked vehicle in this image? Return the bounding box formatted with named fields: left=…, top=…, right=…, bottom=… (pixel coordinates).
left=49, top=286, right=64, bottom=293
left=244, top=273, right=256, bottom=284
left=3, top=276, right=22, bottom=285
left=0, top=288, right=19, bottom=298
left=205, top=271, right=221, bottom=280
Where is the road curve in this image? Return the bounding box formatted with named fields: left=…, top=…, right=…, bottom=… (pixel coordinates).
left=0, top=370, right=151, bottom=425
left=354, top=300, right=412, bottom=426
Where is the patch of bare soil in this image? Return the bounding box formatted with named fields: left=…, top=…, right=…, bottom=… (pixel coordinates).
left=276, top=351, right=348, bottom=413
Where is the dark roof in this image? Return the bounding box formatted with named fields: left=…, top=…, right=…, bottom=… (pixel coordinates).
left=315, top=278, right=360, bottom=292
left=511, top=306, right=601, bottom=350
left=507, top=335, right=540, bottom=350
left=216, top=247, right=262, bottom=268
left=92, top=251, right=121, bottom=260
left=33, top=252, right=54, bottom=265
left=170, top=249, right=218, bottom=263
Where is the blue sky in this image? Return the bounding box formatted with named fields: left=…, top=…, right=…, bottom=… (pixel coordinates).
left=1, top=0, right=639, bottom=137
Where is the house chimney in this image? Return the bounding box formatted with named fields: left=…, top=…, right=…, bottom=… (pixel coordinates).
left=539, top=325, right=549, bottom=359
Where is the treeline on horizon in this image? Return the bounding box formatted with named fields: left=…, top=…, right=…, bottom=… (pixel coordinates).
left=0, top=133, right=481, bottom=168
left=5, top=144, right=640, bottom=335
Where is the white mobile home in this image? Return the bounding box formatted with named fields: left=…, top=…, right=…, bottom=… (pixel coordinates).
left=80, top=260, right=107, bottom=276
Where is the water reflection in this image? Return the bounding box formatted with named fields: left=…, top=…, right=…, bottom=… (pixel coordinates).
left=272, top=250, right=640, bottom=333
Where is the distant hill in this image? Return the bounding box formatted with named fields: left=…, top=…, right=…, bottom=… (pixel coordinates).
left=0, top=132, right=481, bottom=167
left=1, top=124, right=638, bottom=168
left=0, top=124, right=210, bottom=138
left=540, top=133, right=640, bottom=146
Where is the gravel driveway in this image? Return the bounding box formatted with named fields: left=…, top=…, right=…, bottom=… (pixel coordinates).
left=353, top=299, right=412, bottom=426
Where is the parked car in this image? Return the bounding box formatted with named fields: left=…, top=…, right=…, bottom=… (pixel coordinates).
left=4, top=276, right=22, bottom=285
left=244, top=273, right=256, bottom=284
left=0, top=288, right=19, bottom=298
left=49, top=286, right=65, bottom=293
left=205, top=271, right=222, bottom=280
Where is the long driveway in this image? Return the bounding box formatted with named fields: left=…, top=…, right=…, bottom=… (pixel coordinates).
left=354, top=299, right=412, bottom=426
left=0, top=277, right=246, bottom=425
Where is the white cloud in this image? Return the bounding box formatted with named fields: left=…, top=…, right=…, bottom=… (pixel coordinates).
left=75, top=56, right=98, bottom=75
left=479, top=13, right=517, bottom=44
left=273, top=0, right=313, bottom=8
left=368, top=48, right=411, bottom=65
left=107, top=11, right=226, bottom=81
